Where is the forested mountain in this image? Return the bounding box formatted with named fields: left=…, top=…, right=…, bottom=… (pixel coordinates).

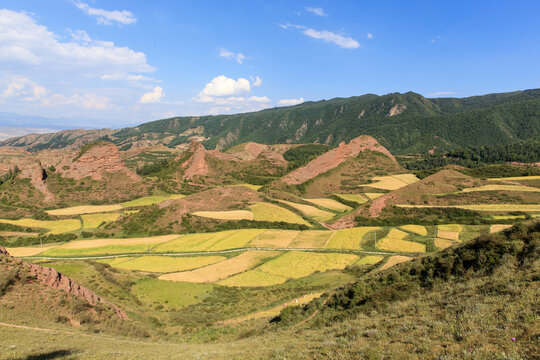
left=2, top=89, right=540, bottom=154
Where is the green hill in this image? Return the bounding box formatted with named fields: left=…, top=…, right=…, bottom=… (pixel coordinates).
left=3, top=89, right=540, bottom=154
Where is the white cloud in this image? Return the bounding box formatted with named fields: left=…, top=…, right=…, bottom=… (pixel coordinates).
left=0, top=9, right=154, bottom=76
left=72, top=1, right=137, bottom=25
left=428, top=91, right=455, bottom=97
left=1, top=77, right=47, bottom=100
left=251, top=76, right=262, bottom=87
left=367, top=33, right=373, bottom=39
left=139, top=86, right=164, bottom=103
left=101, top=72, right=159, bottom=82
left=278, top=97, right=304, bottom=106
left=198, top=75, right=251, bottom=100
left=219, top=48, right=246, bottom=64
left=41, top=93, right=110, bottom=110
left=280, top=24, right=359, bottom=49
left=305, top=7, right=327, bottom=17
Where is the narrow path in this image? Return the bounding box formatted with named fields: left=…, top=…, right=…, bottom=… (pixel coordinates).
left=294, top=291, right=335, bottom=328
left=23, top=247, right=394, bottom=261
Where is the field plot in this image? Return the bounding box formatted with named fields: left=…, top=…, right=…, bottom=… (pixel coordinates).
left=40, top=234, right=179, bottom=256
left=399, top=225, right=428, bottom=236
left=246, top=230, right=299, bottom=248
left=490, top=224, right=513, bottom=233
left=0, top=219, right=80, bottom=234
left=377, top=229, right=426, bottom=253
left=226, top=184, right=262, bottom=191
left=396, top=204, right=540, bottom=212
left=277, top=200, right=335, bottom=222
left=46, top=204, right=123, bottom=216
left=81, top=212, right=121, bottom=229
left=364, top=193, right=385, bottom=200
left=437, top=224, right=462, bottom=241
left=379, top=255, right=413, bottom=270
left=5, top=246, right=54, bottom=257
left=434, top=238, right=455, bottom=250
left=326, top=227, right=379, bottom=250
left=333, top=193, right=368, bottom=204
left=120, top=194, right=185, bottom=208
left=487, top=175, right=540, bottom=181
left=303, top=198, right=351, bottom=212
left=361, top=175, right=409, bottom=190
left=153, top=230, right=262, bottom=252
left=191, top=210, right=253, bottom=221
left=353, top=255, right=384, bottom=266
left=160, top=250, right=279, bottom=283
left=392, top=174, right=420, bottom=185
left=132, top=278, right=213, bottom=309
left=219, top=252, right=359, bottom=287
left=461, top=184, right=540, bottom=192
left=249, top=203, right=311, bottom=226
left=288, top=230, right=334, bottom=249
left=99, top=255, right=226, bottom=273
left=206, top=229, right=266, bottom=251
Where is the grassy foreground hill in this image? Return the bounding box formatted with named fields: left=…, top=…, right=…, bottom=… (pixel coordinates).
left=0, top=222, right=537, bottom=359
left=2, top=89, right=540, bottom=154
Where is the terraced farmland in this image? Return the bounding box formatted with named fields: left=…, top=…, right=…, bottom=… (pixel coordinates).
left=121, top=194, right=185, bottom=207
left=192, top=210, right=253, bottom=220
left=288, top=230, right=334, bottom=248
left=461, top=184, right=540, bottom=192
left=0, top=218, right=81, bottom=234
left=326, top=227, right=379, bottom=250
left=246, top=230, right=299, bottom=248
left=396, top=204, right=540, bottom=212
left=81, top=212, right=122, bottom=229
left=152, top=230, right=263, bottom=253
left=377, top=229, right=426, bottom=253
left=249, top=202, right=311, bottom=226
left=159, top=250, right=279, bottom=283
left=303, top=198, right=351, bottom=212
left=399, top=225, right=428, bottom=236
left=219, top=252, right=359, bottom=287
left=277, top=200, right=335, bottom=222
left=333, top=193, right=368, bottom=204
left=437, top=224, right=462, bottom=241
left=46, top=204, right=123, bottom=216
left=379, top=255, right=413, bottom=270
left=434, top=238, right=455, bottom=250
left=361, top=175, right=413, bottom=190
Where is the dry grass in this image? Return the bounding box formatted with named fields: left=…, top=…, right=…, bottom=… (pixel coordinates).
left=399, top=225, right=428, bottom=236
left=160, top=251, right=280, bottom=283
left=81, top=212, right=121, bottom=229
left=46, top=204, right=123, bottom=216
left=326, top=227, right=380, bottom=250
left=191, top=210, right=254, bottom=221
left=303, top=198, right=351, bottom=212
left=99, top=255, right=226, bottom=273
left=249, top=202, right=311, bottom=226
left=461, top=184, right=540, bottom=192
left=288, top=230, right=334, bottom=249
left=378, top=255, right=413, bottom=270
left=434, top=238, right=455, bottom=250
left=490, top=224, right=513, bottom=233
left=377, top=229, right=426, bottom=253
left=277, top=200, right=335, bottom=222
left=246, top=230, right=299, bottom=248
left=0, top=219, right=81, bottom=234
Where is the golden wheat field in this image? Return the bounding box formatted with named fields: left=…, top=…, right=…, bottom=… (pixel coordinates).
left=81, top=212, right=122, bottom=229
left=364, top=192, right=386, bottom=200
left=249, top=202, right=311, bottom=226
left=490, top=224, right=513, bottom=233
left=434, top=238, right=455, bottom=250
left=397, top=204, right=540, bottom=212
left=399, top=224, right=428, bottom=236
left=191, top=210, right=254, bottom=220
left=333, top=193, right=368, bottom=203
left=46, top=204, right=123, bottom=216
left=377, top=229, right=426, bottom=253
left=288, top=230, right=334, bottom=249
left=354, top=255, right=384, bottom=266
left=0, top=218, right=81, bottom=234
left=378, top=255, right=413, bottom=270
left=303, top=198, right=351, bottom=212
left=99, top=255, right=226, bottom=273
left=325, top=227, right=380, bottom=250
left=461, top=184, right=540, bottom=192
left=487, top=175, right=540, bottom=181
left=362, top=175, right=409, bottom=190
left=246, top=230, right=299, bottom=248
left=159, top=250, right=279, bottom=283
left=277, top=200, right=335, bottom=222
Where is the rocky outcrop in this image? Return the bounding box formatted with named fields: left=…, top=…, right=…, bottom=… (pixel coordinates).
left=388, top=104, right=407, bottom=116
left=282, top=135, right=397, bottom=185
left=182, top=141, right=209, bottom=180
left=0, top=246, right=127, bottom=319
left=20, top=162, right=54, bottom=202
left=59, top=142, right=139, bottom=181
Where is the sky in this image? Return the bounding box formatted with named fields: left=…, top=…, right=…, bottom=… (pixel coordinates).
left=0, top=0, right=539, bottom=128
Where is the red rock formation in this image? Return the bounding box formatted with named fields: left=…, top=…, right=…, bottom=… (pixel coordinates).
left=20, top=162, right=54, bottom=202
left=282, top=135, right=397, bottom=185
left=60, top=142, right=139, bottom=181
left=0, top=246, right=128, bottom=319
left=182, top=141, right=209, bottom=180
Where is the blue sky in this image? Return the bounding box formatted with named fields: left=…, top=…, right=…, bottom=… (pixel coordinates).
left=0, top=0, right=539, bottom=128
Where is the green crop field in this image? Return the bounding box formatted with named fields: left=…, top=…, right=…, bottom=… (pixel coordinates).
left=246, top=230, right=299, bottom=248
left=277, top=200, right=335, bottom=222
left=99, top=255, right=226, bottom=273
left=46, top=204, right=123, bottom=216
left=81, top=212, right=122, bottom=229
left=249, top=202, right=311, bottom=226
left=333, top=193, right=368, bottom=204
left=131, top=278, right=214, bottom=309
left=0, top=218, right=81, bottom=234
left=303, top=198, right=352, bottom=212
left=288, top=230, right=334, bottom=248
left=120, top=194, right=185, bottom=207
left=354, top=255, right=384, bottom=266
left=326, top=227, right=380, bottom=250
left=377, top=229, right=426, bottom=253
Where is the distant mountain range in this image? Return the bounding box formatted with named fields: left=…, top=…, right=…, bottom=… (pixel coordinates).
left=2, top=89, right=539, bottom=154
